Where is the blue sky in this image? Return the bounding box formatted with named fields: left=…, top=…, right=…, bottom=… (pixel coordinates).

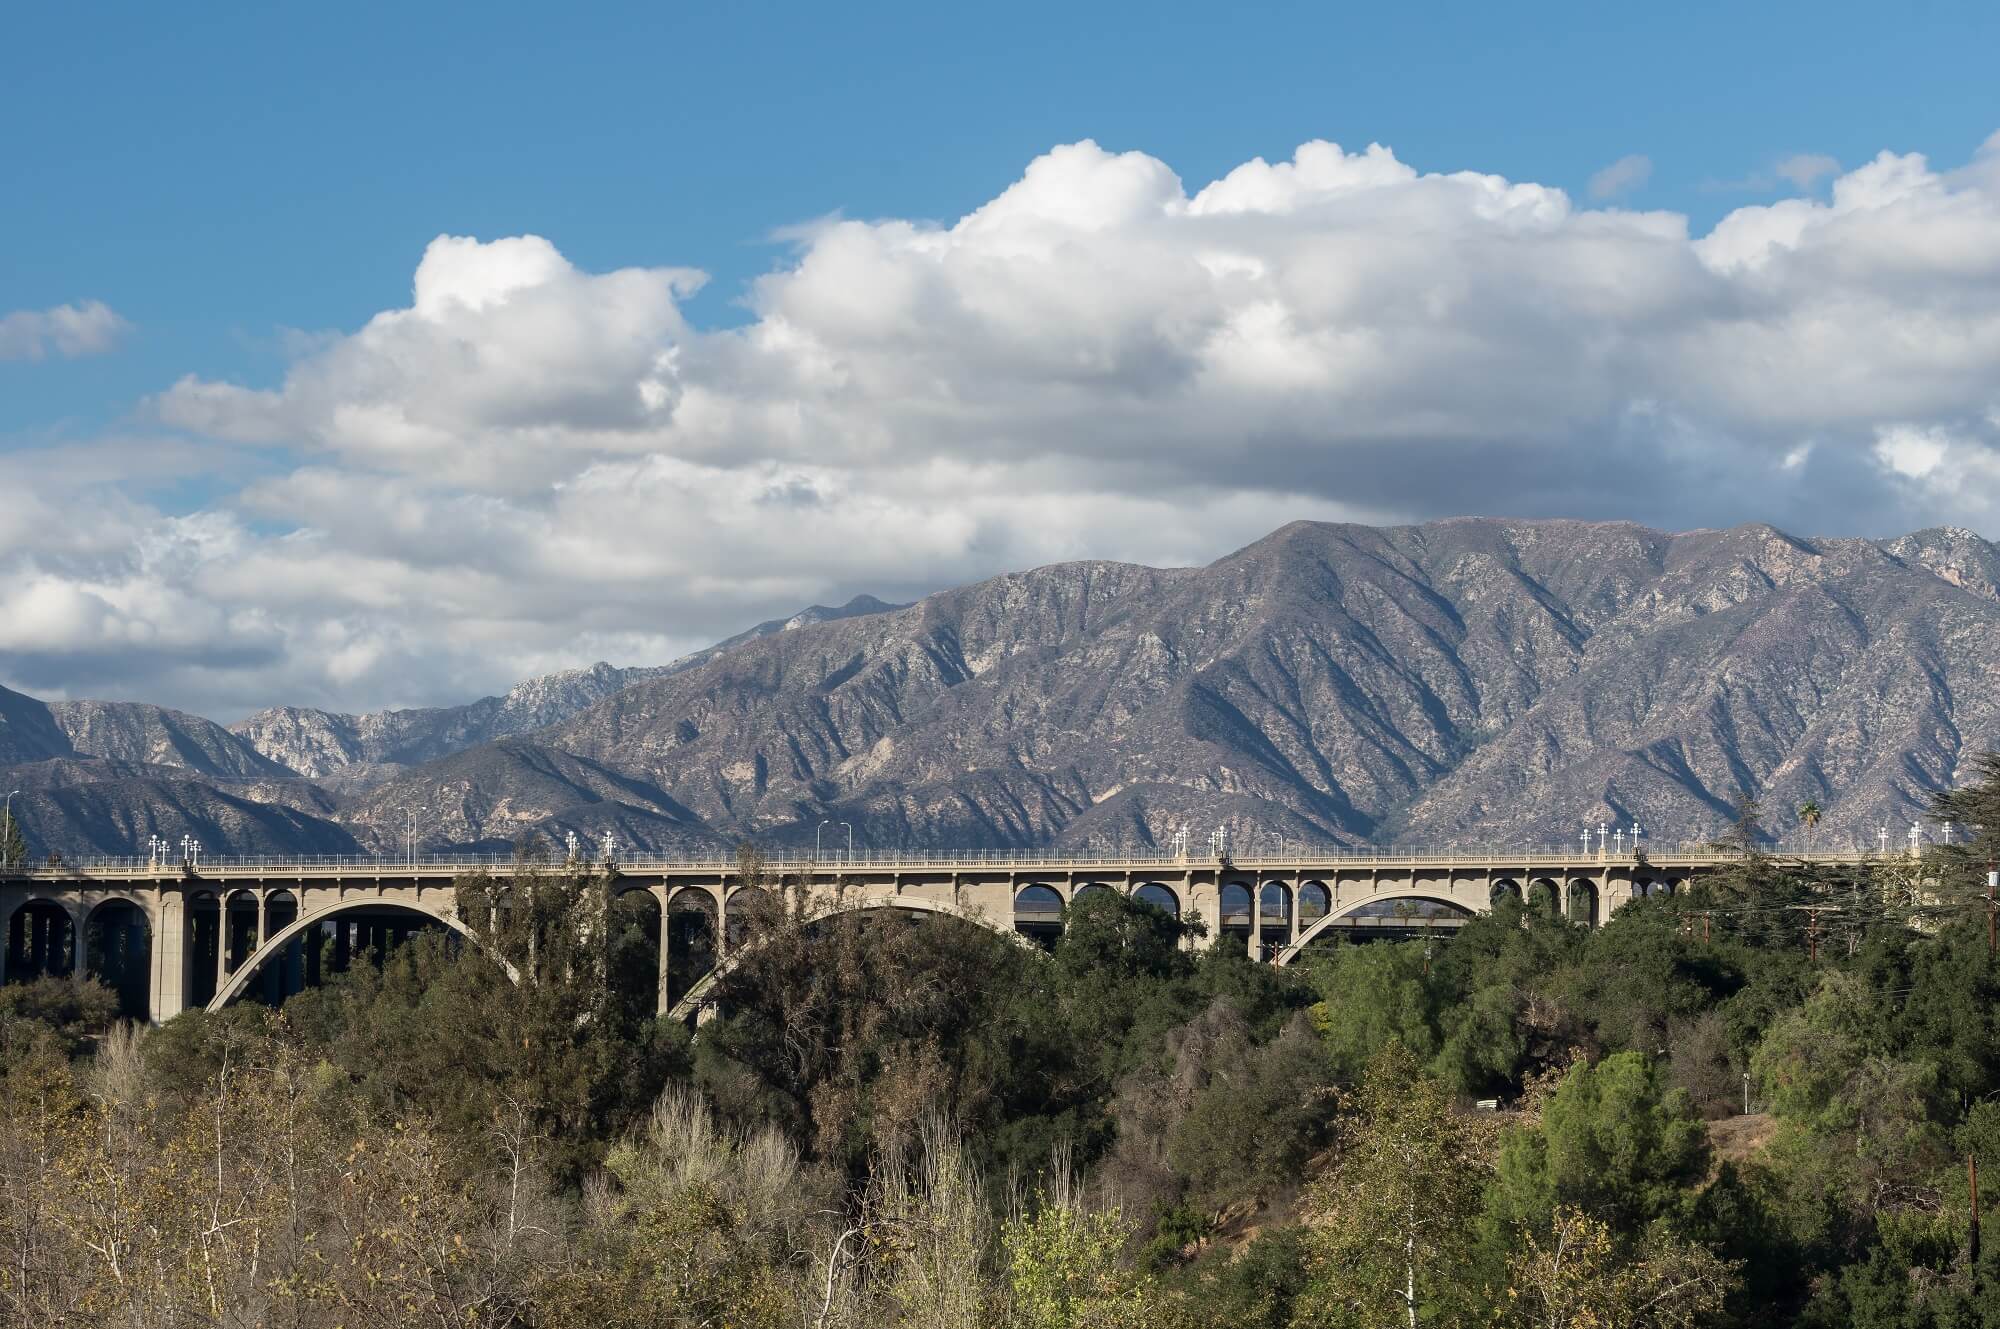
left=8, top=0, right=1995, bottom=437
left=6, top=1, right=2000, bottom=716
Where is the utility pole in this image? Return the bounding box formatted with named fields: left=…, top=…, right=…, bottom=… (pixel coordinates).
left=1789, top=905, right=1841, bottom=962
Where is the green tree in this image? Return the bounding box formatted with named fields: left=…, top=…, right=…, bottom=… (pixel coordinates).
left=1304, top=944, right=1444, bottom=1082
left=1482, top=1052, right=1712, bottom=1246
left=1003, top=1189, right=1189, bottom=1329
left=1292, top=1043, right=1494, bottom=1329
left=1799, top=801, right=1823, bottom=851
left=0, top=805, right=25, bottom=868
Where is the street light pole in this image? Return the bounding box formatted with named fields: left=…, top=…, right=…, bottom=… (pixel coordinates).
left=841, top=822, right=854, bottom=859
left=818, top=820, right=831, bottom=857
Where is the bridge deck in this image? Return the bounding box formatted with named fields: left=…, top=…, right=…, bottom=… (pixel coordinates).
left=0, top=845, right=1880, bottom=884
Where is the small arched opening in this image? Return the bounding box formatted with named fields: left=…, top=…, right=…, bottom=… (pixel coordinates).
left=608, top=887, right=663, bottom=1018
left=1491, top=878, right=1523, bottom=909
left=1567, top=880, right=1600, bottom=928
left=223, top=890, right=260, bottom=977
left=1013, top=884, right=1065, bottom=948
left=1074, top=883, right=1116, bottom=906
left=85, top=900, right=151, bottom=1020
left=1527, top=878, right=1561, bottom=915
left=8, top=899, right=78, bottom=982
left=667, top=889, right=718, bottom=1010
left=1298, top=881, right=1331, bottom=928
left=1219, top=882, right=1254, bottom=945
left=725, top=885, right=775, bottom=951
left=1259, top=881, right=1293, bottom=955
left=1133, top=883, right=1180, bottom=917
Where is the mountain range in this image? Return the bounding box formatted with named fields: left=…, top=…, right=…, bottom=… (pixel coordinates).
left=4, top=521, right=1996, bottom=860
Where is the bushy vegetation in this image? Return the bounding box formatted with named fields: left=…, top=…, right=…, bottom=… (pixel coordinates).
left=9, top=766, right=2000, bottom=1325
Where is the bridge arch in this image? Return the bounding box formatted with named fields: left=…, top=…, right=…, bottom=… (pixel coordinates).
left=4, top=896, right=81, bottom=981
left=1013, top=884, right=1065, bottom=944
left=1133, top=882, right=1180, bottom=916
left=1271, top=891, right=1481, bottom=966
left=83, top=897, right=153, bottom=1019
left=207, top=898, right=479, bottom=1011
left=668, top=893, right=1025, bottom=1020
left=1566, top=879, right=1600, bottom=927
left=1298, top=880, right=1331, bottom=927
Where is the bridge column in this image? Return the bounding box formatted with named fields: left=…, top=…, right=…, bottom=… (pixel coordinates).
left=256, top=892, right=268, bottom=947
left=653, top=885, right=670, bottom=1017
left=72, top=906, right=86, bottom=977
left=1247, top=883, right=1261, bottom=960
left=215, top=907, right=229, bottom=991
left=152, top=893, right=186, bottom=1022
left=1195, top=881, right=1221, bottom=952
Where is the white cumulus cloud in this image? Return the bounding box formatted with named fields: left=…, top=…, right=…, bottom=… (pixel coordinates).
left=6, top=133, right=2000, bottom=717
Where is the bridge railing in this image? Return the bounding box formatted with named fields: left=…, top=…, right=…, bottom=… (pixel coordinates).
left=0, top=839, right=1914, bottom=882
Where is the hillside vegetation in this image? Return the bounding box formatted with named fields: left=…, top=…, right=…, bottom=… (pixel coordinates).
left=6, top=764, right=2000, bottom=1324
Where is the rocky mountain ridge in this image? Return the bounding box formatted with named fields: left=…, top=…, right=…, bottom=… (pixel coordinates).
left=226, top=595, right=907, bottom=786
left=6, top=521, right=1998, bottom=859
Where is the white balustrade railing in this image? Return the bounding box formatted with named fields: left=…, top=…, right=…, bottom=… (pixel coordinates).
left=0, top=838, right=1914, bottom=881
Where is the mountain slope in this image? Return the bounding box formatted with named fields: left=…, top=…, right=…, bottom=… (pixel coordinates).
left=229, top=595, right=907, bottom=784
left=336, top=739, right=726, bottom=855
left=13, top=519, right=2000, bottom=857
left=535, top=519, right=2000, bottom=851
left=0, top=760, right=362, bottom=859
left=49, top=700, right=295, bottom=779
left=0, top=683, right=75, bottom=766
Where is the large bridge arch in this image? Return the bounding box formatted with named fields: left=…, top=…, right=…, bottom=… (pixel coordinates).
left=667, top=894, right=1025, bottom=1021
left=1270, top=889, right=1483, bottom=966
left=207, top=897, right=483, bottom=1011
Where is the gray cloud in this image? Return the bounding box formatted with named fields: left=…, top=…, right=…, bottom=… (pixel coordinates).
left=7, top=134, right=2000, bottom=718
left=1776, top=152, right=1841, bottom=189
left=0, top=300, right=129, bottom=361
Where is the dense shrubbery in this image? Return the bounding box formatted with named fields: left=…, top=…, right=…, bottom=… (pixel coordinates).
left=11, top=766, right=2000, bottom=1323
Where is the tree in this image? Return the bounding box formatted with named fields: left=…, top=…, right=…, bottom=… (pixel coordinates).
left=1499, top=1205, right=1736, bottom=1329
left=1292, top=1043, right=1495, bottom=1329
left=1482, top=1052, right=1712, bottom=1246
left=1798, top=800, right=1823, bottom=851
left=1304, top=943, right=1444, bottom=1082
left=1002, top=1184, right=1190, bottom=1329
left=0, top=806, right=24, bottom=868
left=1166, top=1010, right=1336, bottom=1211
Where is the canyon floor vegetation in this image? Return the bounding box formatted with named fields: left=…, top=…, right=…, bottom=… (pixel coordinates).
left=8, top=764, right=2000, bottom=1326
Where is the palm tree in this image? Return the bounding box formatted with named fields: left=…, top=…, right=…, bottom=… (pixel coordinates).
left=1798, top=800, right=1822, bottom=852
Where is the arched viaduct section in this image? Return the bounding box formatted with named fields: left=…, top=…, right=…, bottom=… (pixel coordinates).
left=0, top=849, right=1831, bottom=1022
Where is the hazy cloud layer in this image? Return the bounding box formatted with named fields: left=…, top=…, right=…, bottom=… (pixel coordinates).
left=8, top=133, right=2000, bottom=717
left=1587, top=153, right=1653, bottom=199
left=0, top=300, right=129, bottom=361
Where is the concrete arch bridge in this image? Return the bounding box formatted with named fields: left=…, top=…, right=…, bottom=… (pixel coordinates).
left=1, top=847, right=1846, bottom=1022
